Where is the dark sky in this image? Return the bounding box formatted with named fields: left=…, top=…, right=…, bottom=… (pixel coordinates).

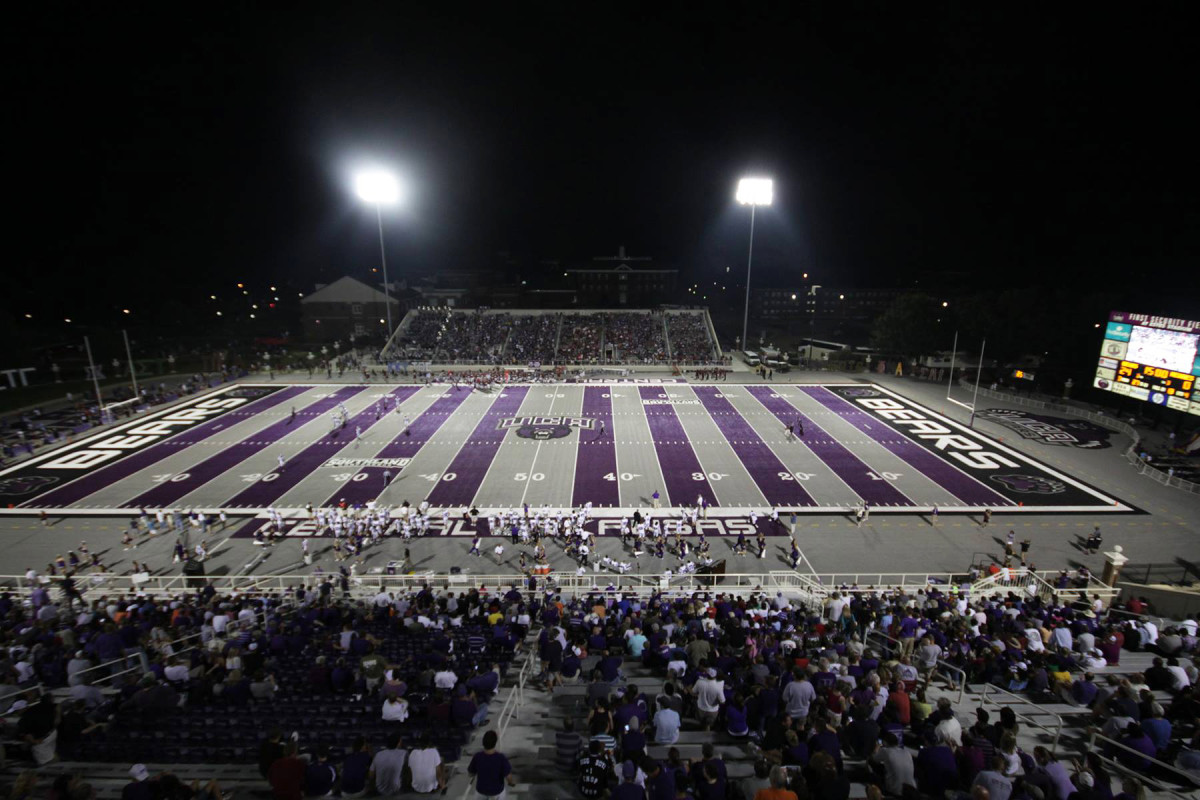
left=10, top=5, right=1200, bottom=328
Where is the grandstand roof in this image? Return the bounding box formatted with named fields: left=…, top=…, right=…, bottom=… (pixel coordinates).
left=301, top=276, right=399, bottom=305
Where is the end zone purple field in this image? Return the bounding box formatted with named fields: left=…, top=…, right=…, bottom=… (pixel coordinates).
left=0, top=382, right=1134, bottom=514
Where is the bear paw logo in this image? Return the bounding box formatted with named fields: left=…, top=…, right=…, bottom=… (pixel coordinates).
left=990, top=473, right=1066, bottom=495
left=0, top=475, right=60, bottom=496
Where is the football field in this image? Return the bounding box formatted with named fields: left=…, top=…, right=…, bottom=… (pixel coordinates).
left=0, top=381, right=1134, bottom=517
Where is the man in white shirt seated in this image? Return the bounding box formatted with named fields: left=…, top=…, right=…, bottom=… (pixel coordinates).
left=163, top=657, right=190, bottom=684
left=407, top=733, right=445, bottom=793
left=434, top=668, right=459, bottom=690
left=382, top=695, right=409, bottom=721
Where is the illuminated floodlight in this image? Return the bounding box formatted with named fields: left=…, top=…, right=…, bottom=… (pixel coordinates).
left=736, top=177, right=774, bottom=206
left=355, top=170, right=400, bottom=205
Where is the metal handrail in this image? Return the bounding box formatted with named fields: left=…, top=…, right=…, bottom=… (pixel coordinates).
left=863, top=629, right=966, bottom=705
left=0, top=569, right=1109, bottom=598
left=459, top=627, right=538, bottom=800
left=1086, top=730, right=1198, bottom=797
left=977, top=682, right=1063, bottom=755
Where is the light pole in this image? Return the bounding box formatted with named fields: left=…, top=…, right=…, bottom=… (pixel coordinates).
left=354, top=169, right=401, bottom=346
left=736, top=177, right=773, bottom=358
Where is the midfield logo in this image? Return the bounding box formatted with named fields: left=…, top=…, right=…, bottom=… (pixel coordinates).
left=498, top=416, right=595, bottom=440
left=975, top=409, right=1113, bottom=449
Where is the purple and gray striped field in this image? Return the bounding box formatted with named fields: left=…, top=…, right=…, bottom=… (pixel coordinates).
left=3, top=382, right=1129, bottom=513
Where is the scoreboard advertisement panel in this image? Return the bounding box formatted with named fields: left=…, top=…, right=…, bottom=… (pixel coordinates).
left=1094, top=311, right=1200, bottom=416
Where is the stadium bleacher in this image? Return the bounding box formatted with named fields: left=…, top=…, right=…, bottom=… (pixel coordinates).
left=3, top=576, right=1196, bottom=800
left=388, top=309, right=722, bottom=365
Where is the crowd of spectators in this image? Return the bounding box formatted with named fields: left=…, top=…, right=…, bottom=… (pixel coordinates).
left=558, top=316, right=604, bottom=364
left=667, top=314, right=718, bottom=363
left=398, top=310, right=450, bottom=352
left=506, top=315, right=560, bottom=364
left=0, top=580, right=536, bottom=787
left=395, top=309, right=719, bottom=366
left=537, top=586, right=1199, bottom=800
left=604, top=313, right=668, bottom=364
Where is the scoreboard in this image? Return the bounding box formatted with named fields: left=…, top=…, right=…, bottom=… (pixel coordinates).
left=1094, top=311, right=1200, bottom=416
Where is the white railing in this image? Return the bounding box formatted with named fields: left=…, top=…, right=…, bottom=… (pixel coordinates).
left=969, top=567, right=1119, bottom=604
left=1086, top=731, right=1197, bottom=798
left=2, top=569, right=1118, bottom=604
left=958, top=380, right=1199, bottom=495
left=977, top=683, right=1063, bottom=754
left=864, top=629, right=965, bottom=705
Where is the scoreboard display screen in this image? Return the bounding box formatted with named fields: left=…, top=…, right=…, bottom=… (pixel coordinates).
left=1094, top=311, right=1200, bottom=416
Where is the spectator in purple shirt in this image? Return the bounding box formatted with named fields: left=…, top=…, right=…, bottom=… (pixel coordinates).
left=1112, top=723, right=1157, bottom=772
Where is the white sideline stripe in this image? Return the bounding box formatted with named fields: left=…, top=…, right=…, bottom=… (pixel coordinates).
left=0, top=504, right=1133, bottom=518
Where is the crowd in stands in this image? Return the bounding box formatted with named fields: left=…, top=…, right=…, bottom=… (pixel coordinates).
left=558, top=316, right=605, bottom=364
left=507, top=315, right=560, bottom=364
left=0, top=580, right=535, bottom=792
left=605, top=313, right=667, bottom=364
left=538, top=587, right=1199, bottom=800
left=667, top=314, right=717, bottom=363
left=393, top=309, right=719, bottom=366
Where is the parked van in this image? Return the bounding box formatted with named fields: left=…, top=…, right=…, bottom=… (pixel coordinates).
left=742, top=350, right=761, bottom=367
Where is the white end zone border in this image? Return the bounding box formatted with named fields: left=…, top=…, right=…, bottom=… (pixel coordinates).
left=0, top=383, right=248, bottom=478
left=867, top=383, right=1135, bottom=512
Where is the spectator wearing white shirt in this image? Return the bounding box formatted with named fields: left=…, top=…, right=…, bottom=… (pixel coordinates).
left=434, top=669, right=459, bottom=690
left=692, top=667, right=725, bottom=730
left=382, top=695, right=409, bottom=721
left=407, top=734, right=445, bottom=793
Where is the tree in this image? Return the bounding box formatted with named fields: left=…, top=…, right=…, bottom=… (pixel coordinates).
left=870, top=293, right=946, bottom=358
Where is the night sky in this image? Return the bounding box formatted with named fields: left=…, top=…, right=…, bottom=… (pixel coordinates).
left=10, top=5, right=1200, bottom=330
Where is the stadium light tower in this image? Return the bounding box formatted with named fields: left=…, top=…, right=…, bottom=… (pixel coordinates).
left=354, top=169, right=401, bottom=343
left=736, top=177, right=773, bottom=355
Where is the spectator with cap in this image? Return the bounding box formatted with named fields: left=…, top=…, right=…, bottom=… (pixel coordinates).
left=613, top=760, right=647, bottom=800
left=122, top=764, right=154, bottom=800
left=692, top=666, right=725, bottom=731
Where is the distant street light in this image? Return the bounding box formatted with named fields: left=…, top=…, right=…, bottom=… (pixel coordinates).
left=354, top=169, right=401, bottom=345
left=736, top=177, right=773, bottom=355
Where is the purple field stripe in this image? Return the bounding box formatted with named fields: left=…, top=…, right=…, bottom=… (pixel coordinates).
left=572, top=387, right=620, bottom=507
left=746, top=386, right=911, bottom=506
left=321, top=389, right=474, bottom=507
left=425, top=387, right=531, bottom=506
left=25, top=386, right=309, bottom=508
left=692, top=387, right=816, bottom=506
left=123, top=386, right=366, bottom=508
left=224, top=387, right=420, bottom=508
left=799, top=387, right=1014, bottom=506
left=637, top=387, right=718, bottom=508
